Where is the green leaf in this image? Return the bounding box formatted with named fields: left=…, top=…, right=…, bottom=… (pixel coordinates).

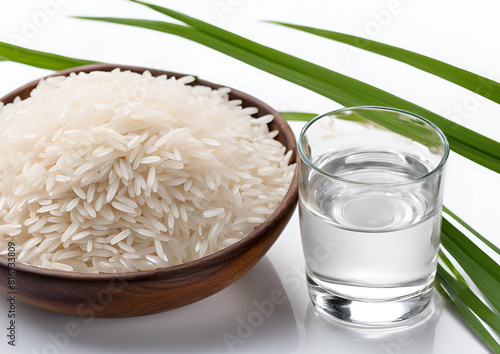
left=435, top=278, right=500, bottom=352
left=280, top=111, right=370, bottom=124
left=0, top=41, right=97, bottom=71
left=280, top=110, right=440, bottom=148
left=438, top=243, right=500, bottom=351
left=279, top=112, right=317, bottom=121
left=441, top=218, right=500, bottom=313
left=439, top=250, right=467, bottom=285
left=443, top=206, right=500, bottom=255
left=267, top=22, right=500, bottom=105
left=438, top=257, right=500, bottom=335
left=75, top=3, right=500, bottom=174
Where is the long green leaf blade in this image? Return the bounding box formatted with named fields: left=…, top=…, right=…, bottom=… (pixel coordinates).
left=268, top=22, right=500, bottom=105
left=437, top=262, right=500, bottom=334
left=279, top=112, right=317, bottom=121
left=443, top=206, right=500, bottom=255
left=0, top=41, right=97, bottom=71
left=435, top=279, right=500, bottom=353
left=75, top=13, right=500, bottom=174
left=281, top=112, right=454, bottom=153
left=441, top=218, right=500, bottom=313
left=439, top=250, right=467, bottom=285
left=125, top=1, right=500, bottom=158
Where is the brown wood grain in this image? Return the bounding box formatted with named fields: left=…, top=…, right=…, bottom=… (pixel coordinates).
left=0, top=64, right=299, bottom=317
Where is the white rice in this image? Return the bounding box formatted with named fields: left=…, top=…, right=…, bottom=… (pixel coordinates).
left=0, top=69, right=295, bottom=273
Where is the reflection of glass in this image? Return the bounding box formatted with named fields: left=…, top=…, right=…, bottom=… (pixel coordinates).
left=298, top=106, right=449, bottom=325
left=303, top=294, right=442, bottom=353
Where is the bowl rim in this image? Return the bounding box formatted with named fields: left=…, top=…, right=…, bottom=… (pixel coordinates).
left=0, top=63, right=298, bottom=281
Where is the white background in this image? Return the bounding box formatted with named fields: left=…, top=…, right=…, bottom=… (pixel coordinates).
left=0, top=0, right=499, bottom=353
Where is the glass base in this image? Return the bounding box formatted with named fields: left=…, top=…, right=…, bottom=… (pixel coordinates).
left=307, top=273, right=434, bottom=326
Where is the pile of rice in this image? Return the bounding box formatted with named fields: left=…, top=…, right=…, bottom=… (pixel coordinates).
left=0, top=69, right=294, bottom=273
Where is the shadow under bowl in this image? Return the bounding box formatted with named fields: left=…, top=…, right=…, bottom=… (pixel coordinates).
left=0, top=64, right=298, bottom=317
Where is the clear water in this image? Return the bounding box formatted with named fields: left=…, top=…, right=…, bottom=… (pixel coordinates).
left=300, top=149, right=442, bottom=300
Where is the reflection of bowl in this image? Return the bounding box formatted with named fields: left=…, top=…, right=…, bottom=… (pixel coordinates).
left=0, top=64, right=298, bottom=318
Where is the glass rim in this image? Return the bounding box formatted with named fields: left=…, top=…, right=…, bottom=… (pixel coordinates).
left=297, top=106, right=450, bottom=186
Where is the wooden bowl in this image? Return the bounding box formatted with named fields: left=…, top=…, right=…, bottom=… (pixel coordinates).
left=0, top=64, right=298, bottom=317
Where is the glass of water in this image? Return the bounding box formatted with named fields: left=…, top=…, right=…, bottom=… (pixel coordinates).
left=298, top=106, right=449, bottom=325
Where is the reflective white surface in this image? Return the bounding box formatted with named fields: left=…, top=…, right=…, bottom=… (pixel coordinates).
left=0, top=0, right=499, bottom=353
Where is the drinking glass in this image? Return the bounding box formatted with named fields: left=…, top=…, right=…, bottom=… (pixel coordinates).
left=298, top=106, right=449, bottom=325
